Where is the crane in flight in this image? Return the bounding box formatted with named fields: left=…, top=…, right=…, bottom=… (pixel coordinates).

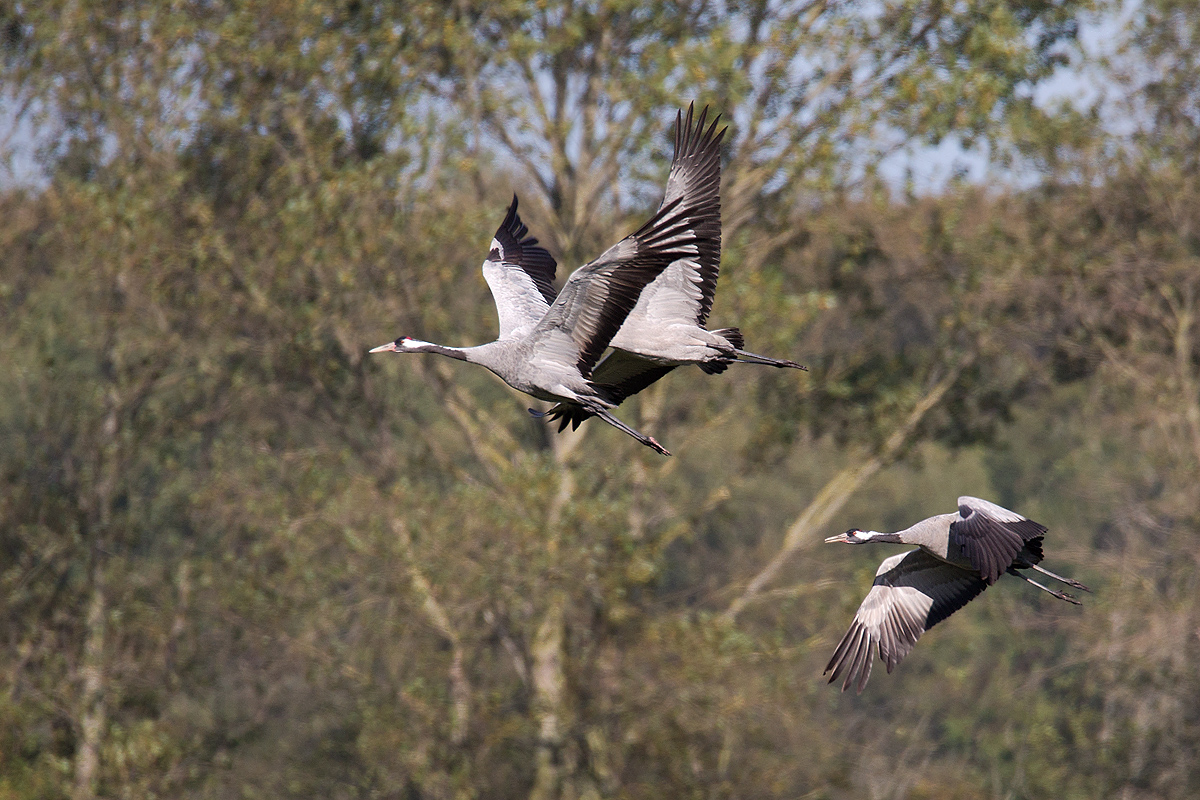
left=535, top=105, right=807, bottom=433
left=824, top=496, right=1089, bottom=693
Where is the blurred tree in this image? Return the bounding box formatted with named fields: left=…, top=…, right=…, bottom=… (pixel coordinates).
left=1027, top=0, right=1200, bottom=785
left=7, top=1, right=1180, bottom=799
left=415, top=0, right=1094, bottom=254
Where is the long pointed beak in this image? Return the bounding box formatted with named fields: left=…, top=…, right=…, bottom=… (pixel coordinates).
left=369, top=342, right=398, bottom=353
left=824, top=532, right=851, bottom=544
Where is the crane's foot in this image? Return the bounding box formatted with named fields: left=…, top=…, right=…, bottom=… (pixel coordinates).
left=1052, top=589, right=1083, bottom=605
left=591, top=407, right=672, bottom=456
left=644, top=436, right=671, bottom=457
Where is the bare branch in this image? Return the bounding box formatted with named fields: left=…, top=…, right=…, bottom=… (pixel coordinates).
left=1170, top=286, right=1200, bottom=470
left=529, top=593, right=567, bottom=800
left=721, top=360, right=968, bottom=623
left=395, top=520, right=471, bottom=745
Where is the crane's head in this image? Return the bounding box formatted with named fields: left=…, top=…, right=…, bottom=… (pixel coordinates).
left=825, top=528, right=869, bottom=544
left=370, top=336, right=423, bottom=354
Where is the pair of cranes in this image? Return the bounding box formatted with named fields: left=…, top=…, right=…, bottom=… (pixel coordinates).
left=370, top=106, right=801, bottom=457
left=370, top=105, right=1088, bottom=694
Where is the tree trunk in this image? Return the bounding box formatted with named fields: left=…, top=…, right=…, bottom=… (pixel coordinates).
left=529, top=594, right=567, bottom=800
left=394, top=520, right=471, bottom=746
left=73, top=552, right=106, bottom=800
left=528, top=434, right=581, bottom=799
left=1170, top=293, right=1200, bottom=473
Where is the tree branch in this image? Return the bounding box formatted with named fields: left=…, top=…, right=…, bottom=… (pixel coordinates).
left=1170, top=286, right=1200, bottom=471
left=721, top=360, right=967, bottom=623
left=529, top=592, right=567, bottom=800
left=394, top=520, right=470, bottom=745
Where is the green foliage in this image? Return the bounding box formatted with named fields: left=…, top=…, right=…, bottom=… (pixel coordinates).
left=3, top=1, right=1198, bottom=798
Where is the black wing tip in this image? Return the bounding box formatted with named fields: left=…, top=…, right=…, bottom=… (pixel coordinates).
left=498, top=193, right=521, bottom=234
left=495, top=195, right=529, bottom=244
left=711, top=326, right=744, bottom=350
left=679, top=101, right=725, bottom=139
left=542, top=402, right=592, bottom=432
left=496, top=193, right=545, bottom=251
left=697, top=358, right=733, bottom=375
left=649, top=106, right=727, bottom=209
left=823, top=623, right=874, bottom=693
left=672, top=102, right=725, bottom=163
left=491, top=193, right=559, bottom=304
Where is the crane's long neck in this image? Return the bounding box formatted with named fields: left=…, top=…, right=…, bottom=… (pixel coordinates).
left=856, top=515, right=955, bottom=548
left=859, top=531, right=904, bottom=544
left=399, top=338, right=471, bottom=362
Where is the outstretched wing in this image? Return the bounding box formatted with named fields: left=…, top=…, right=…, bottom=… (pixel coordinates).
left=613, top=104, right=726, bottom=346
left=532, top=196, right=710, bottom=378
left=950, top=496, right=1047, bottom=584
left=529, top=106, right=724, bottom=376
left=481, top=195, right=559, bottom=340
left=659, top=103, right=725, bottom=326
left=825, top=549, right=988, bottom=694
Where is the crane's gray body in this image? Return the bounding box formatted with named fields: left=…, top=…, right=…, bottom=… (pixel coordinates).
left=404, top=338, right=600, bottom=406
left=883, top=512, right=966, bottom=567
left=606, top=258, right=739, bottom=364
left=854, top=496, right=1044, bottom=580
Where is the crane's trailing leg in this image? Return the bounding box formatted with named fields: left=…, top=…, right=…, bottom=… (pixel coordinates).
left=733, top=349, right=808, bottom=370
left=530, top=406, right=670, bottom=456
left=1030, top=562, right=1091, bottom=592
left=1006, top=567, right=1082, bottom=605
left=591, top=408, right=670, bottom=456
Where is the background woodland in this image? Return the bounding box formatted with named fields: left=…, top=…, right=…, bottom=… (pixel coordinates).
left=2, top=1, right=1200, bottom=798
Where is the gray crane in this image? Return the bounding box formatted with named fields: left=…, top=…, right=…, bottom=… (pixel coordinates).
left=370, top=109, right=723, bottom=456
left=528, top=105, right=807, bottom=433
left=823, top=496, right=1089, bottom=693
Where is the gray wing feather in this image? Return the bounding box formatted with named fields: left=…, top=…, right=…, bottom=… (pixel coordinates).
left=957, top=496, right=1025, bottom=523
left=950, top=497, right=1047, bottom=584
left=660, top=103, right=724, bottom=325
left=532, top=196, right=709, bottom=377
left=482, top=196, right=559, bottom=340
left=825, top=549, right=988, bottom=693
left=611, top=256, right=710, bottom=348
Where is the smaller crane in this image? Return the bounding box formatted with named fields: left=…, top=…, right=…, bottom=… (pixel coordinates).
left=824, top=496, right=1089, bottom=693
left=537, top=105, right=806, bottom=433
